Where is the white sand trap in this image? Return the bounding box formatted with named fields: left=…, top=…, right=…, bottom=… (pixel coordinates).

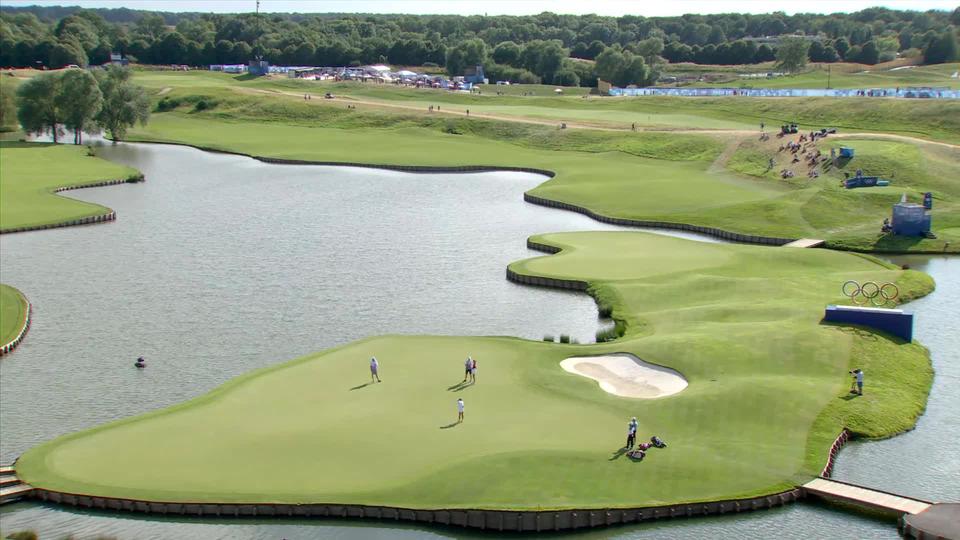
left=560, top=353, right=688, bottom=399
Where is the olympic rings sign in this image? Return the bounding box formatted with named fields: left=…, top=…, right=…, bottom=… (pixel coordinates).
left=842, top=280, right=899, bottom=307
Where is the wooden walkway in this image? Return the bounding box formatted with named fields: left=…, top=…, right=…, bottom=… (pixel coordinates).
left=802, top=477, right=932, bottom=515
left=782, top=238, right=825, bottom=248
left=0, top=465, right=33, bottom=505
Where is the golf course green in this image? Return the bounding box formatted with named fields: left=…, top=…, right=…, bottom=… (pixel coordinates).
left=0, top=284, right=29, bottom=348
left=0, top=141, right=141, bottom=232
left=16, top=233, right=934, bottom=509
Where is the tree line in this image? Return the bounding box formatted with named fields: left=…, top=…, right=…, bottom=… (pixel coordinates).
left=14, top=66, right=150, bottom=143
left=1, top=6, right=958, bottom=86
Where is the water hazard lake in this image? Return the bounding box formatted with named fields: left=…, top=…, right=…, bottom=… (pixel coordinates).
left=0, top=141, right=956, bottom=539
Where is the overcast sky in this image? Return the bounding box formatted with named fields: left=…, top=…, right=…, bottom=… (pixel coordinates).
left=2, top=0, right=957, bottom=16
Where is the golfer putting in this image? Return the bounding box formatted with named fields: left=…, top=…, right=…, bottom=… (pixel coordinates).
left=626, top=417, right=638, bottom=448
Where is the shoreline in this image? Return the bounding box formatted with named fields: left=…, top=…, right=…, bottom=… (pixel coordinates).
left=0, top=288, right=31, bottom=356
left=25, top=486, right=804, bottom=531
left=125, top=137, right=956, bottom=255
left=0, top=176, right=143, bottom=235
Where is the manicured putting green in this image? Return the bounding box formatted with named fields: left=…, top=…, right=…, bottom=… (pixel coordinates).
left=0, top=141, right=140, bottom=231
left=17, top=233, right=933, bottom=509
left=0, top=284, right=29, bottom=346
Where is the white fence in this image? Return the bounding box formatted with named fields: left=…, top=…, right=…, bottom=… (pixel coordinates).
left=610, top=86, right=960, bottom=99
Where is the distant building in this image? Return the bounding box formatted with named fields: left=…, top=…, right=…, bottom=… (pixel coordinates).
left=249, top=59, right=270, bottom=76
left=463, top=65, right=485, bottom=84
left=743, top=34, right=823, bottom=45
left=109, top=52, right=128, bottom=67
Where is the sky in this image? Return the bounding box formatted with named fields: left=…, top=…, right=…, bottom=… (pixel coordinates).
left=1, top=0, right=957, bottom=16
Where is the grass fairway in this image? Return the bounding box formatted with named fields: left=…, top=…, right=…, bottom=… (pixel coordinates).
left=0, top=284, right=28, bottom=346
left=0, top=141, right=140, bottom=231
left=135, top=71, right=960, bottom=141
left=16, top=233, right=933, bottom=509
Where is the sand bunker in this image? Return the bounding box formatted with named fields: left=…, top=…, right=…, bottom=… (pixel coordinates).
left=560, top=353, right=687, bottom=399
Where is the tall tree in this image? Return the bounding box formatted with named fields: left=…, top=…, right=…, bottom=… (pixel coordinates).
left=0, top=80, right=17, bottom=131
left=923, top=30, right=959, bottom=64
left=58, top=68, right=102, bottom=144
left=94, top=66, right=150, bottom=142
left=444, top=38, right=487, bottom=76
left=492, top=40, right=521, bottom=66
left=855, top=40, right=880, bottom=64
left=775, top=37, right=810, bottom=73
left=16, top=71, right=63, bottom=143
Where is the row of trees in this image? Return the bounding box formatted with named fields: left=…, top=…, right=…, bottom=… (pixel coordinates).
left=443, top=37, right=661, bottom=87
left=0, top=6, right=957, bottom=84
left=15, top=65, right=150, bottom=143
left=660, top=30, right=958, bottom=66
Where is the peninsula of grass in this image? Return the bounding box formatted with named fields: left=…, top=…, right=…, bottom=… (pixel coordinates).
left=0, top=284, right=29, bottom=347
left=0, top=141, right=141, bottom=232
left=16, top=232, right=933, bottom=509
left=124, top=99, right=959, bottom=252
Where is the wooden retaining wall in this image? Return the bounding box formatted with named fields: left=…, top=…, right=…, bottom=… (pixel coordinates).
left=0, top=302, right=31, bottom=356
left=0, top=177, right=142, bottom=235
left=29, top=487, right=803, bottom=531
left=820, top=429, right=851, bottom=478
left=506, top=238, right=589, bottom=291
left=256, top=156, right=557, bottom=178
left=523, top=193, right=795, bottom=246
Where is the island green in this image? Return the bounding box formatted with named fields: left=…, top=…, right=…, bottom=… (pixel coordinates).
left=16, top=233, right=933, bottom=509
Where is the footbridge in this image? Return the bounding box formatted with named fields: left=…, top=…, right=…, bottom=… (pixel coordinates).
left=801, top=477, right=932, bottom=515
left=801, top=477, right=957, bottom=540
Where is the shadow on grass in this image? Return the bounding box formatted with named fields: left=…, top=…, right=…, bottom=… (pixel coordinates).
left=0, top=140, right=53, bottom=149
left=841, top=393, right=861, bottom=401
left=447, top=380, right=473, bottom=391
left=870, top=233, right=924, bottom=252
left=818, top=321, right=908, bottom=345
left=608, top=447, right=627, bottom=461
left=349, top=382, right=373, bottom=391
left=439, top=422, right=459, bottom=429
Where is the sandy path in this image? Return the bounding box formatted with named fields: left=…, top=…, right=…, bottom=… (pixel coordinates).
left=560, top=354, right=688, bottom=399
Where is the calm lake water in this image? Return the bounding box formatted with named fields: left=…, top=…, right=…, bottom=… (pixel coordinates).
left=0, top=141, right=956, bottom=539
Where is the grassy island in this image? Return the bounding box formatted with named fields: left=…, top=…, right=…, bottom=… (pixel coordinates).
left=0, top=284, right=29, bottom=347
left=16, top=233, right=933, bottom=509
left=0, top=141, right=141, bottom=232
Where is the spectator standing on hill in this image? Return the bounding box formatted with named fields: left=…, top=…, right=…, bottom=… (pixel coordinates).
left=457, top=398, right=465, bottom=423
left=370, top=357, right=381, bottom=383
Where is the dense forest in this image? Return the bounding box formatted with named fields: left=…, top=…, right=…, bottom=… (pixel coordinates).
left=1, top=5, right=958, bottom=87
